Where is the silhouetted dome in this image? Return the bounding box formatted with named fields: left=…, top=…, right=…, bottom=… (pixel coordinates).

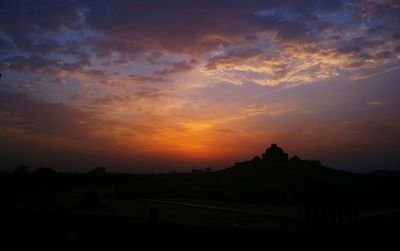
left=262, top=144, right=288, bottom=161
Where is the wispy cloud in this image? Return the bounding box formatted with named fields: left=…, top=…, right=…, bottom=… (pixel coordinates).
left=349, top=65, right=400, bottom=81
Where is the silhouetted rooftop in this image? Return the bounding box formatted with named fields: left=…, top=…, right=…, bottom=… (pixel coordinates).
left=87, top=167, right=106, bottom=176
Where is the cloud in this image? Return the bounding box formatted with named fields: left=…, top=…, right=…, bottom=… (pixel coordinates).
left=154, top=60, right=196, bottom=76
left=205, top=48, right=263, bottom=70
left=80, top=0, right=345, bottom=58
left=0, top=38, right=14, bottom=51
left=0, top=0, right=81, bottom=34
left=1, top=0, right=399, bottom=89
left=367, top=101, right=383, bottom=106
left=85, top=37, right=145, bottom=59
left=349, top=65, right=400, bottom=81
left=0, top=55, right=62, bottom=74
left=9, top=33, right=62, bottom=54
left=90, top=87, right=166, bottom=105
left=0, top=92, right=101, bottom=141
left=126, top=74, right=167, bottom=84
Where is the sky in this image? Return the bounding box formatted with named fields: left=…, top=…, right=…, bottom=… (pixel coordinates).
left=0, top=0, right=399, bottom=173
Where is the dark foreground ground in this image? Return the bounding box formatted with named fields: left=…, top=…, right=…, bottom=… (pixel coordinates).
left=1, top=165, right=399, bottom=250
left=1, top=207, right=399, bottom=250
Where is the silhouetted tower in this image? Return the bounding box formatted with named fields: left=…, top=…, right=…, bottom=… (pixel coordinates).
left=262, top=144, right=288, bottom=161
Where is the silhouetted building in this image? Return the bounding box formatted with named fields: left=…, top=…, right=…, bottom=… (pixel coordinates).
left=262, top=144, right=288, bottom=161
left=298, top=186, right=357, bottom=226
left=191, top=167, right=212, bottom=174
left=33, top=167, right=57, bottom=176
left=290, top=155, right=301, bottom=161
left=86, top=167, right=106, bottom=176
left=252, top=156, right=262, bottom=162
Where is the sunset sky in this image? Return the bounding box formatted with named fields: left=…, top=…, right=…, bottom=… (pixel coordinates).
left=1, top=0, right=399, bottom=172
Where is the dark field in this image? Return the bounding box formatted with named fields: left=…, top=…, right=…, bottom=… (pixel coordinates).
left=1, top=163, right=400, bottom=250
left=2, top=208, right=400, bottom=250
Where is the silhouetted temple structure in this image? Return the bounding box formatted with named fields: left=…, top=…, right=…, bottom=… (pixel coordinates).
left=227, top=143, right=328, bottom=204
left=232, top=143, right=321, bottom=168
left=262, top=144, right=288, bottom=161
